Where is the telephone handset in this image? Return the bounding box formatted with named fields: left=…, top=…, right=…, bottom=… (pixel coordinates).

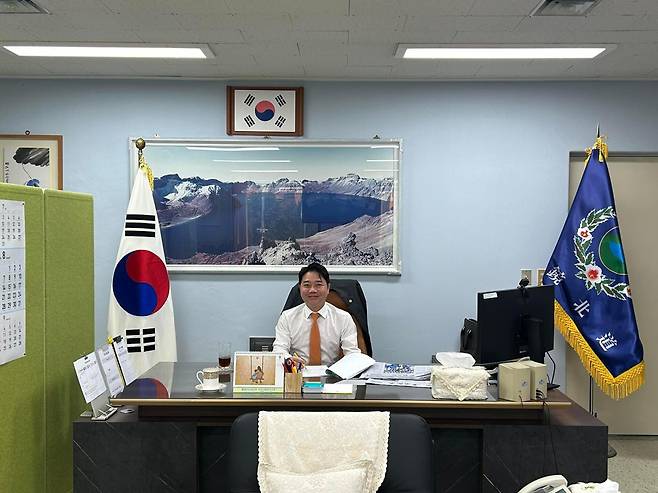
left=518, top=475, right=569, bottom=493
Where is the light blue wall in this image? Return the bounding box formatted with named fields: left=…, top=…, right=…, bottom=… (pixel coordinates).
left=2, top=79, right=657, bottom=386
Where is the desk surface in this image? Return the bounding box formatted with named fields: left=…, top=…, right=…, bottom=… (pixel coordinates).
left=111, top=362, right=571, bottom=421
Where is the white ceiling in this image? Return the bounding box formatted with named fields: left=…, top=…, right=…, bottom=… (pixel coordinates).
left=1, top=0, right=658, bottom=80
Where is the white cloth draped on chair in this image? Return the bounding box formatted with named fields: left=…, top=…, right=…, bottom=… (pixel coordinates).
left=257, top=411, right=390, bottom=493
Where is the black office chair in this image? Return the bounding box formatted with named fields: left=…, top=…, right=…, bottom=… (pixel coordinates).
left=228, top=412, right=434, bottom=493
left=282, top=279, right=373, bottom=356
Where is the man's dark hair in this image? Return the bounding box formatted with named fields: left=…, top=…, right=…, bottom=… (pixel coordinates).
left=298, top=262, right=330, bottom=285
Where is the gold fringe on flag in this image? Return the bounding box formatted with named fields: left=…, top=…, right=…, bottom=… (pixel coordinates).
left=136, top=140, right=154, bottom=190
left=555, top=301, right=644, bottom=399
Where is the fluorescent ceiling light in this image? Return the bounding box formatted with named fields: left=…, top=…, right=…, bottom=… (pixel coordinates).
left=3, top=45, right=210, bottom=58
left=215, top=160, right=291, bottom=163
left=231, top=169, right=298, bottom=173
left=187, top=147, right=280, bottom=152
left=398, top=46, right=607, bottom=59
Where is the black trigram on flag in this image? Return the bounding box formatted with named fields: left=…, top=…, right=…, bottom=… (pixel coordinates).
left=126, top=327, right=156, bottom=353
left=244, top=115, right=256, bottom=127
left=124, top=214, right=155, bottom=238
left=275, top=94, right=286, bottom=106
left=243, top=94, right=255, bottom=106
left=275, top=116, right=286, bottom=128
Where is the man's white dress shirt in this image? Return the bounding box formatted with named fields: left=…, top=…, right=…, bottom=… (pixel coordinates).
left=273, top=302, right=360, bottom=366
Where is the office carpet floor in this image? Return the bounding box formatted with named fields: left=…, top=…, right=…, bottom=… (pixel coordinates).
left=606, top=436, right=658, bottom=493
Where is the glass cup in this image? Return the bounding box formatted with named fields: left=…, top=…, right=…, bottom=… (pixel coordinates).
left=218, top=342, right=232, bottom=371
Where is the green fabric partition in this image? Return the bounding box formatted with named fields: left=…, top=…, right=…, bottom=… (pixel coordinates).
left=0, top=184, right=46, bottom=493
left=0, top=185, right=93, bottom=493
left=44, top=190, right=94, bottom=493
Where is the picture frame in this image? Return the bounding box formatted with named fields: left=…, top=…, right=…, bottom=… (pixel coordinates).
left=226, top=86, right=303, bottom=136
left=130, top=138, right=401, bottom=275
left=0, top=134, right=62, bottom=190
left=232, top=351, right=284, bottom=393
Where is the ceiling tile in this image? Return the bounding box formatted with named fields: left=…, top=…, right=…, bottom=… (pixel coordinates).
left=291, top=13, right=405, bottom=31
left=225, top=0, right=348, bottom=15
left=23, top=28, right=143, bottom=42
left=515, top=14, right=644, bottom=33
left=346, top=44, right=397, bottom=66
left=132, top=28, right=243, bottom=44
left=209, top=43, right=259, bottom=65
left=589, top=0, right=655, bottom=16
left=404, top=15, right=523, bottom=32
left=348, top=29, right=456, bottom=44
left=468, top=0, right=538, bottom=16
left=38, top=0, right=112, bottom=14
left=176, top=13, right=291, bottom=31
left=350, top=0, right=477, bottom=16
left=99, top=0, right=231, bottom=15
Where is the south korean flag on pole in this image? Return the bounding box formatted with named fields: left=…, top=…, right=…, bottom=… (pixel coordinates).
left=107, top=164, right=177, bottom=377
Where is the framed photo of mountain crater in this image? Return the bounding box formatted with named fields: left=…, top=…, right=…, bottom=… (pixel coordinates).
left=1, top=134, right=63, bottom=189
left=129, top=139, right=401, bottom=274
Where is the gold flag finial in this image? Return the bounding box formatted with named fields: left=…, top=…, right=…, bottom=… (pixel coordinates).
left=585, top=127, right=608, bottom=164
left=135, top=138, right=154, bottom=190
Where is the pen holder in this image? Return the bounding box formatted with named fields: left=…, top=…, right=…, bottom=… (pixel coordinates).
left=284, top=373, right=303, bottom=394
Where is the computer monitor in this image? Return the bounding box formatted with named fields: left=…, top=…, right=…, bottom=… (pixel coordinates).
left=474, top=285, right=554, bottom=366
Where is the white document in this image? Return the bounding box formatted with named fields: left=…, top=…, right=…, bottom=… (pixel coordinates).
left=97, top=343, right=125, bottom=397
left=322, top=383, right=354, bottom=394
left=302, top=365, right=328, bottom=378
left=327, top=352, right=375, bottom=380
left=338, top=379, right=368, bottom=386
left=112, top=338, right=137, bottom=385
left=73, top=352, right=107, bottom=403
left=361, top=363, right=433, bottom=380
left=366, top=378, right=432, bottom=388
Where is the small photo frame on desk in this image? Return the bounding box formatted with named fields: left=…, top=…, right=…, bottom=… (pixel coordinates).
left=233, top=351, right=284, bottom=393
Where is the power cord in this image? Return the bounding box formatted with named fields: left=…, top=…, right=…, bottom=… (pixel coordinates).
left=546, top=351, right=557, bottom=384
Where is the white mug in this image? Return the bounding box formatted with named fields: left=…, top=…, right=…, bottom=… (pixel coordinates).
left=196, top=367, right=220, bottom=389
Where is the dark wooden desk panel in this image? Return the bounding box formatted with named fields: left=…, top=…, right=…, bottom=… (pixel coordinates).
left=73, top=362, right=606, bottom=493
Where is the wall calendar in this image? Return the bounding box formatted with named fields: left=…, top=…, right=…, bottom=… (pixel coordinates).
left=0, top=199, right=25, bottom=365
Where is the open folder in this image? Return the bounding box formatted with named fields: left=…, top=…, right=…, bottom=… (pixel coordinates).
left=326, top=352, right=376, bottom=380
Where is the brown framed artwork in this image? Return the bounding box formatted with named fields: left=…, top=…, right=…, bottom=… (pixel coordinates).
left=0, top=134, right=63, bottom=190
left=226, top=86, right=303, bottom=136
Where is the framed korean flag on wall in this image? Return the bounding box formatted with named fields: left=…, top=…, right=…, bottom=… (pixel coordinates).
left=226, top=86, right=303, bottom=136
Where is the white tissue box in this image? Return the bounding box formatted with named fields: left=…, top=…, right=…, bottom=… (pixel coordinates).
left=498, top=362, right=531, bottom=402
left=431, top=366, right=489, bottom=401
left=518, top=361, right=547, bottom=400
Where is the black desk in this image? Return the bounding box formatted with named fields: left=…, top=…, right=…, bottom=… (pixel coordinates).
left=73, top=362, right=607, bottom=493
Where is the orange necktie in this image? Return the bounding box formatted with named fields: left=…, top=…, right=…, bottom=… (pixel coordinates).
left=309, top=312, right=321, bottom=365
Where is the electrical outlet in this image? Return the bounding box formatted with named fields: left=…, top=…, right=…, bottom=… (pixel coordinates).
left=537, top=268, right=546, bottom=286
left=520, top=269, right=532, bottom=284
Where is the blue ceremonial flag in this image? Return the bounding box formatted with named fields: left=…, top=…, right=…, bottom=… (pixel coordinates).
left=543, top=136, right=644, bottom=399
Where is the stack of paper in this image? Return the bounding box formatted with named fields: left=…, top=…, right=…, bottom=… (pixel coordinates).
left=361, top=363, right=433, bottom=381
left=326, top=352, right=376, bottom=379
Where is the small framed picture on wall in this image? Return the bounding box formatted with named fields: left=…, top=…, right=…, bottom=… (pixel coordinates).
left=1, top=134, right=63, bottom=190
left=226, top=86, right=303, bottom=136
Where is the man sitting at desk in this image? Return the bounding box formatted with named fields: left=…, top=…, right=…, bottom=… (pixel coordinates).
left=273, top=263, right=361, bottom=366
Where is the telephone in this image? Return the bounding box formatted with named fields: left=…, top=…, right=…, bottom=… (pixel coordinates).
left=518, top=475, right=569, bottom=493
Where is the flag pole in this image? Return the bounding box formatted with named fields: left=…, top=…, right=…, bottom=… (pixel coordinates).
left=591, top=126, right=618, bottom=459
